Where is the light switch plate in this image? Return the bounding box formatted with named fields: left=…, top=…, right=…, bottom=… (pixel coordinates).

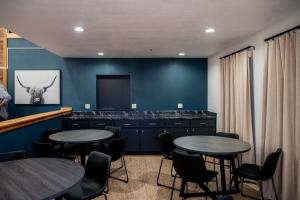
left=131, top=103, right=137, bottom=109
left=177, top=103, right=183, bottom=109
left=85, top=104, right=91, bottom=109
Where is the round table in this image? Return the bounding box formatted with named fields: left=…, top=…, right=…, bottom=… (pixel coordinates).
left=174, top=136, right=251, bottom=195
left=49, top=129, right=113, bottom=166
left=0, top=158, right=84, bottom=200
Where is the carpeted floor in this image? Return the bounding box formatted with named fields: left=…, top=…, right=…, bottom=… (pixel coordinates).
left=93, top=155, right=260, bottom=200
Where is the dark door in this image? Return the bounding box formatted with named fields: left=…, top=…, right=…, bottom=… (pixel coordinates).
left=165, top=128, right=190, bottom=139
left=120, top=128, right=140, bottom=152
left=191, top=128, right=215, bottom=136
left=140, top=128, right=161, bottom=152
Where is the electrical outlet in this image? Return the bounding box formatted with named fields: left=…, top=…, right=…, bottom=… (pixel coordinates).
left=177, top=103, right=183, bottom=109
left=85, top=104, right=91, bottom=109
left=131, top=104, right=137, bottom=109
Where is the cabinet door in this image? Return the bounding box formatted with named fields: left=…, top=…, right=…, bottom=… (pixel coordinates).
left=140, top=128, right=161, bottom=152
left=165, top=128, right=190, bottom=139
left=120, top=128, right=140, bottom=152
left=63, top=119, right=89, bottom=130
left=89, top=120, right=114, bottom=129
left=191, top=128, right=215, bottom=136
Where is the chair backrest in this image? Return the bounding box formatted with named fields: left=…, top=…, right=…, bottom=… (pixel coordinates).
left=41, top=128, right=62, bottom=142
left=158, top=132, right=175, bottom=156
left=172, top=150, right=207, bottom=181
left=33, top=142, right=56, bottom=158
left=85, top=151, right=111, bottom=186
left=0, top=151, right=28, bottom=162
left=216, top=132, right=239, bottom=139
left=106, top=137, right=128, bottom=161
left=259, top=148, right=282, bottom=180
left=104, top=126, right=120, bottom=139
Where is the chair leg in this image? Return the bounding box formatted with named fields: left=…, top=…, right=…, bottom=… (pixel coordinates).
left=104, top=183, right=109, bottom=194
left=170, top=175, right=177, bottom=200
left=199, top=182, right=217, bottom=200
left=103, top=193, right=108, bottom=200
left=240, top=178, right=246, bottom=197
left=109, top=156, right=128, bottom=183
left=205, top=182, right=208, bottom=200
left=109, top=158, right=123, bottom=174
left=179, top=180, right=186, bottom=198
left=171, top=162, right=176, bottom=177
left=271, top=177, right=279, bottom=200
left=157, top=158, right=180, bottom=191
left=240, top=177, right=263, bottom=200
left=259, top=181, right=264, bottom=200
left=157, top=158, right=165, bottom=185
left=213, top=157, right=216, bottom=172
left=215, top=176, right=219, bottom=198
left=272, top=177, right=278, bottom=200
left=122, top=156, right=129, bottom=182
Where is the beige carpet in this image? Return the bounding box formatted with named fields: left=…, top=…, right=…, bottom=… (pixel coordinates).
left=96, top=155, right=260, bottom=200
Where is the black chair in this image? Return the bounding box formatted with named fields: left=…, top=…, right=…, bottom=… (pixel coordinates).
left=157, top=132, right=177, bottom=189
left=64, top=151, right=111, bottom=200
left=43, top=128, right=81, bottom=157
left=235, top=148, right=282, bottom=200
left=33, top=141, right=75, bottom=160
left=104, top=126, right=120, bottom=139
left=170, top=150, right=219, bottom=200
left=101, top=137, right=129, bottom=183
left=91, top=126, right=120, bottom=153
left=0, top=151, right=28, bottom=162
left=217, top=195, right=233, bottom=200
left=41, top=128, right=63, bottom=143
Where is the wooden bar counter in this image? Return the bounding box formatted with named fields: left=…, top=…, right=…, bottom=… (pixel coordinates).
left=0, top=107, right=72, bottom=133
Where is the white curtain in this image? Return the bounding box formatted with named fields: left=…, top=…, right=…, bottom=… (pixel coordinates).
left=261, top=29, right=300, bottom=200
left=220, top=49, right=255, bottom=163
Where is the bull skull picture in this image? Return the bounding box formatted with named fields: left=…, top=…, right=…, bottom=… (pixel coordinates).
left=16, top=75, right=58, bottom=104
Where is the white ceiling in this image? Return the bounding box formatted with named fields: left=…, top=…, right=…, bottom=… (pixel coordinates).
left=0, top=0, right=299, bottom=58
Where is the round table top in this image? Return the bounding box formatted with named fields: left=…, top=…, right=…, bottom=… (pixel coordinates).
left=0, top=158, right=84, bottom=200
left=49, top=129, right=114, bottom=144
left=174, top=136, right=251, bottom=156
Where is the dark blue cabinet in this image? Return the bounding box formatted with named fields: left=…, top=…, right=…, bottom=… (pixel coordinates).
left=140, top=128, right=161, bottom=152
left=89, top=120, right=114, bottom=129
left=165, top=128, right=190, bottom=139
left=63, top=111, right=216, bottom=154
left=120, top=128, right=140, bottom=152
left=190, top=119, right=216, bottom=136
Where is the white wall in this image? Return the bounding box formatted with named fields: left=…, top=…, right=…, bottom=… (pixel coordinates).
left=208, top=12, right=300, bottom=163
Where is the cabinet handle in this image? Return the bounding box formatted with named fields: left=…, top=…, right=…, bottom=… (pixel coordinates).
left=149, top=123, right=157, bottom=126
left=175, top=122, right=182, bottom=125
left=186, top=129, right=189, bottom=133
left=192, top=128, right=195, bottom=132
left=136, top=130, right=139, bottom=133
left=141, top=130, right=144, bottom=133
left=123, top=123, right=131, bottom=126
left=72, top=123, right=80, bottom=126
left=97, top=123, right=105, bottom=126
left=199, top=122, right=207, bottom=125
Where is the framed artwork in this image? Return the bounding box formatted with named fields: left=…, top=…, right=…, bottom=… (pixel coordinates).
left=14, top=70, right=61, bottom=105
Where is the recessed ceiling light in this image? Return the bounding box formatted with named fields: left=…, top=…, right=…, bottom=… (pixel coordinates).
left=178, top=52, right=185, bottom=56
left=98, top=52, right=104, bottom=56
left=205, top=28, right=215, bottom=33
left=74, top=26, right=84, bottom=32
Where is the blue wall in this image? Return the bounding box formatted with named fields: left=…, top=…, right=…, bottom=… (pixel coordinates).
left=8, top=38, right=207, bottom=118
left=0, top=38, right=207, bottom=155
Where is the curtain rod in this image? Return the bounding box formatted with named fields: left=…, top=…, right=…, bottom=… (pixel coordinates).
left=219, top=46, right=254, bottom=59
left=264, top=25, right=300, bottom=42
